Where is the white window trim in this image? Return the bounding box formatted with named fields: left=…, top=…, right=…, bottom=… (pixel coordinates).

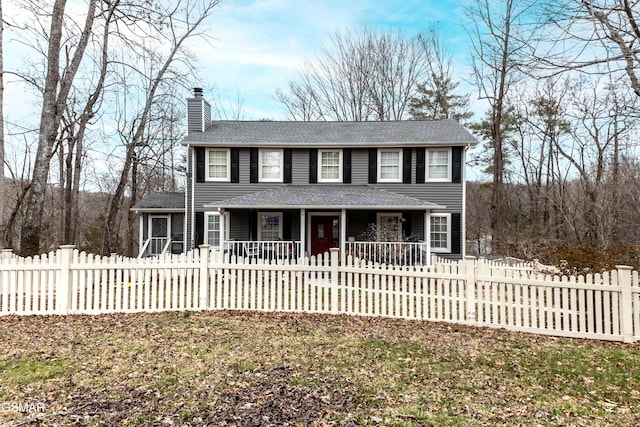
left=204, top=211, right=229, bottom=248
left=258, top=149, right=283, bottom=182
left=426, top=148, right=452, bottom=182
left=429, top=213, right=451, bottom=253
left=258, top=211, right=283, bottom=240
left=376, top=212, right=402, bottom=242
left=206, top=148, right=230, bottom=182
left=318, top=149, right=343, bottom=183
left=377, top=149, right=403, bottom=183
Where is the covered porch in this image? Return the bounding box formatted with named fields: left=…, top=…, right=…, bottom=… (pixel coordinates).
left=132, top=192, right=186, bottom=257
left=202, top=185, right=448, bottom=265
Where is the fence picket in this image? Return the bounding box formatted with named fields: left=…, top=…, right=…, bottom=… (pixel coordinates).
left=0, top=247, right=638, bottom=342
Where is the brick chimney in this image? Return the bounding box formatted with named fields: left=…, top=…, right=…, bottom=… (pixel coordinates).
left=187, top=87, right=211, bottom=134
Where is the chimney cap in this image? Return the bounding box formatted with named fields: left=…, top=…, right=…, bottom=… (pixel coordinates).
left=193, top=87, right=203, bottom=98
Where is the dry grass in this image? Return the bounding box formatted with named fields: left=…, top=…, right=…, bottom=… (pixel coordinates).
left=0, top=310, right=639, bottom=426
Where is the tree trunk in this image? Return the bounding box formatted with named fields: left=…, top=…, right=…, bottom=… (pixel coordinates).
left=20, top=0, right=64, bottom=254
left=20, top=0, right=97, bottom=255
left=0, top=0, right=4, bottom=249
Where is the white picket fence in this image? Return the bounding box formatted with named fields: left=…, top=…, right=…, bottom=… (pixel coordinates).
left=1, top=245, right=639, bottom=343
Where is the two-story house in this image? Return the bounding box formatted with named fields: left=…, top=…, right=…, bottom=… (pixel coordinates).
left=133, top=89, right=477, bottom=263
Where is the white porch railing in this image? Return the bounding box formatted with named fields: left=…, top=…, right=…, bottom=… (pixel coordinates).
left=345, top=241, right=428, bottom=266
left=225, top=240, right=301, bottom=260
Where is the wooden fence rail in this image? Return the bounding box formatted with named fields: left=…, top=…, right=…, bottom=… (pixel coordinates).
left=1, top=245, right=639, bottom=343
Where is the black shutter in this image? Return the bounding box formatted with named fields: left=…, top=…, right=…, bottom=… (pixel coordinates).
left=284, top=149, right=292, bottom=183
left=282, top=211, right=292, bottom=240
left=416, top=147, right=425, bottom=183
left=195, top=147, right=206, bottom=182
left=451, top=213, right=461, bottom=255
left=195, top=212, right=205, bottom=246
left=251, top=211, right=258, bottom=240
left=250, top=148, right=258, bottom=183
left=309, top=149, right=318, bottom=183
left=452, top=146, right=463, bottom=183
left=343, top=149, right=352, bottom=183
left=403, top=148, right=412, bottom=184
left=230, top=148, right=240, bottom=183
left=368, top=148, right=377, bottom=184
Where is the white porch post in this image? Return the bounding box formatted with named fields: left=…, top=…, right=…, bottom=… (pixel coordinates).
left=300, top=209, right=306, bottom=258
left=138, top=215, right=144, bottom=255
left=218, top=209, right=226, bottom=251
left=425, top=211, right=432, bottom=266
left=340, top=209, right=347, bottom=249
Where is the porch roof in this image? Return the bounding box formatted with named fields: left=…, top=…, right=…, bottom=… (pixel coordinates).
left=131, top=192, right=185, bottom=212
left=203, top=185, right=446, bottom=210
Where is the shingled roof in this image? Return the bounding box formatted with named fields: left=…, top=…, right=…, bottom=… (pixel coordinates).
left=182, top=119, right=476, bottom=147
left=204, top=185, right=445, bottom=210
left=131, top=192, right=185, bottom=212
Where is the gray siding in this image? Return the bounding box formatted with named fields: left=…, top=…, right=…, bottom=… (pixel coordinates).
left=186, top=146, right=464, bottom=253
left=192, top=147, right=462, bottom=210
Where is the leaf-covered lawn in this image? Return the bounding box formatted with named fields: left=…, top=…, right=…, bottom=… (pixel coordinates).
left=0, top=311, right=639, bottom=426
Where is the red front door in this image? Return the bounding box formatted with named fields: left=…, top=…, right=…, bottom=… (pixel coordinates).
left=310, top=216, right=339, bottom=255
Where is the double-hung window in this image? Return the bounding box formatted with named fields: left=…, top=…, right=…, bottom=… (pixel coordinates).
left=376, top=213, right=402, bottom=241
left=258, top=212, right=282, bottom=240
left=426, top=149, right=451, bottom=181
left=378, top=149, right=402, bottom=182
left=207, top=149, right=230, bottom=181
left=319, top=150, right=342, bottom=182
left=205, top=212, right=229, bottom=247
left=259, top=149, right=283, bottom=182
left=430, top=213, right=450, bottom=252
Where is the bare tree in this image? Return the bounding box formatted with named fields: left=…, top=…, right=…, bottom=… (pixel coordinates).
left=101, top=0, right=219, bottom=256
left=276, top=26, right=428, bottom=121
left=466, top=0, right=538, bottom=253
left=18, top=0, right=98, bottom=256
left=508, top=77, right=573, bottom=240
left=0, top=0, right=4, bottom=249
left=536, top=0, right=640, bottom=103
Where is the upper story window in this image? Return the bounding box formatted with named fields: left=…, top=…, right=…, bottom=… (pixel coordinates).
left=319, top=150, right=342, bottom=182
left=207, top=149, right=230, bottom=181
left=259, top=149, right=283, bottom=182
left=426, top=149, right=451, bottom=182
left=378, top=149, right=402, bottom=182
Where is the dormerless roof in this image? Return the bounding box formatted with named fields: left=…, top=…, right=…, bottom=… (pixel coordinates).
left=182, top=119, right=476, bottom=147
left=204, top=185, right=446, bottom=210
left=131, top=192, right=185, bottom=212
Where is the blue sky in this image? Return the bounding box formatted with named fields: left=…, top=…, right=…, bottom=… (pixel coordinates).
left=196, top=0, right=472, bottom=120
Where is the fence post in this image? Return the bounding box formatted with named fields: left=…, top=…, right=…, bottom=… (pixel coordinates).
left=57, top=245, right=75, bottom=315
left=199, top=245, right=210, bottom=310
left=330, top=248, right=340, bottom=313
left=1, top=249, right=14, bottom=260
left=465, top=256, right=477, bottom=326
left=617, top=265, right=634, bottom=343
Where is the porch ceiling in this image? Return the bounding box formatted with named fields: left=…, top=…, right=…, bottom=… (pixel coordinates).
left=203, top=185, right=446, bottom=210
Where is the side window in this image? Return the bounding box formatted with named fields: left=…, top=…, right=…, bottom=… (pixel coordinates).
left=430, top=213, right=451, bottom=252
left=205, top=212, right=229, bottom=247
